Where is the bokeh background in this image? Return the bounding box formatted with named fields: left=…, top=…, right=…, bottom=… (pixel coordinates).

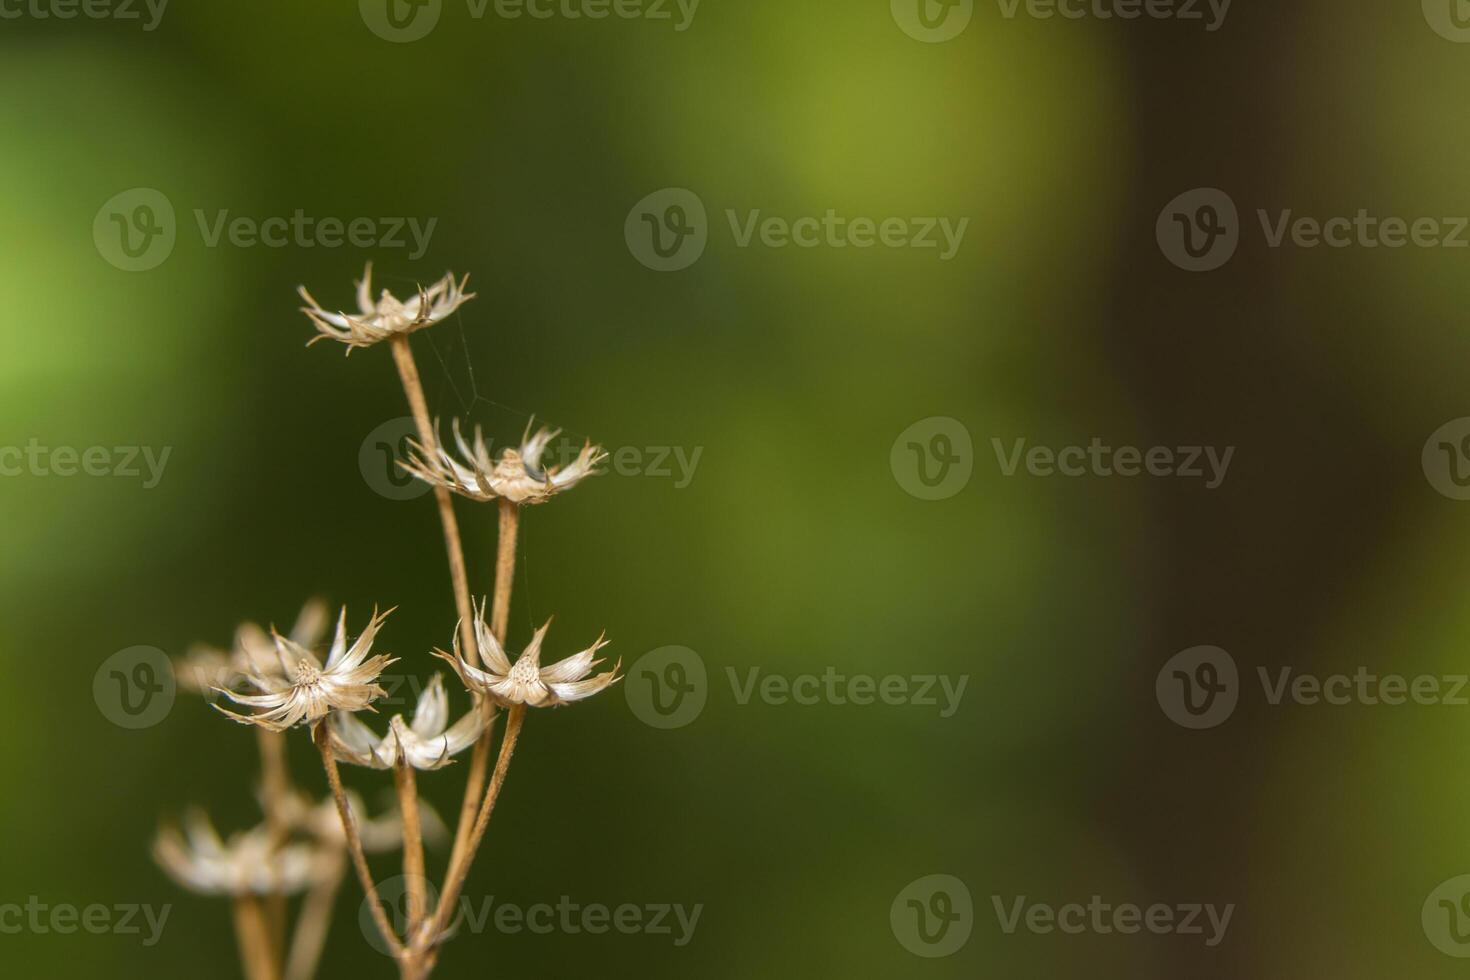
left=4, top=1, right=1470, bottom=976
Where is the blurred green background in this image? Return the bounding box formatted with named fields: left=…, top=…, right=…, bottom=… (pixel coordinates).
left=5, top=0, right=1470, bottom=976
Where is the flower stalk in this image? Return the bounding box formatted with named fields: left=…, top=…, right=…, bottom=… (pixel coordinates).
left=156, top=268, right=620, bottom=980
left=389, top=333, right=479, bottom=667
left=314, top=723, right=405, bottom=960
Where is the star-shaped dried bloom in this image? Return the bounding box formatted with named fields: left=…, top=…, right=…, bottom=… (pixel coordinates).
left=434, top=604, right=619, bottom=707
left=153, top=810, right=337, bottom=897
left=177, top=599, right=330, bottom=696
left=326, top=673, right=495, bottom=770
left=299, top=263, right=474, bottom=351
left=402, top=418, right=606, bottom=505
left=214, top=607, right=396, bottom=732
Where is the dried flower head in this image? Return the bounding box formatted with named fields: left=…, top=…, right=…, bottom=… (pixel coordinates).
left=177, top=599, right=330, bottom=695
left=214, top=607, right=396, bottom=732
left=434, top=603, right=618, bottom=707
left=299, top=263, right=474, bottom=351
left=402, top=418, right=606, bottom=505
left=154, top=810, right=337, bottom=897
left=326, top=674, right=495, bottom=770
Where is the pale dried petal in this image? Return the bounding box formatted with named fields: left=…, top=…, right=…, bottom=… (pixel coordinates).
left=402, top=420, right=605, bottom=505
left=300, top=264, right=475, bottom=351
left=436, top=608, right=618, bottom=708
left=215, top=607, right=396, bottom=731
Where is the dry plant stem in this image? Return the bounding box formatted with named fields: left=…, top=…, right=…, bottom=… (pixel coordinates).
left=394, top=757, right=428, bottom=937
left=283, top=854, right=345, bottom=980
left=233, top=896, right=279, bottom=980
left=490, top=499, right=519, bottom=639
left=314, top=724, right=405, bottom=959
left=428, top=704, right=526, bottom=946
left=446, top=500, right=521, bottom=874
left=389, top=333, right=479, bottom=667
left=256, top=729, right=291, bottom=961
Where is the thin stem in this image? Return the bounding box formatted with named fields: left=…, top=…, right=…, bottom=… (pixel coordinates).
left=283, top=852, right=345, bottom=980
left=256, top=728, right=291, bottom=960
left=490, top=498, right=519, bottom=640
left=389, top=333, right=479, bottom=667
left=428, top=704, right=526, bottom=945
left=446, top=501, right=519, bottom=879
left=232, top=896, right=279, bottom=980
left=313, top=723, right=404, bottom=958
left=394, top=755, right=428, bottom=939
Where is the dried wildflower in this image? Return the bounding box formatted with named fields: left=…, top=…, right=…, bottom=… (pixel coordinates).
left=215, top=608, right=396, bottom=732
left=402, top=418, right=606, bottom=505
left=177, top=599, right=330, bottom=695
left=435, top=605, right=618, bottom=707
left=326, top=674, right=495, bottom=770
left=154, top=810, right=337, bottom=897
left=299, top=263, right=475, bottom=351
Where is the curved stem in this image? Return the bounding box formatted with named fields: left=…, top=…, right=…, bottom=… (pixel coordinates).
left=256, top=729, right=291, bottom=961
left=490, top=499, right=519, bottom=640
left=233, top=896, right=279, bottom=980
left=446, top=501, right=520, bottom=876
left=394, top=756, right=427, bottom=939
left=389, top=333, right=478, bottom=667
left=314, top=723, right=404, bottom=958
left=428, top=704, right=525, bottom=946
